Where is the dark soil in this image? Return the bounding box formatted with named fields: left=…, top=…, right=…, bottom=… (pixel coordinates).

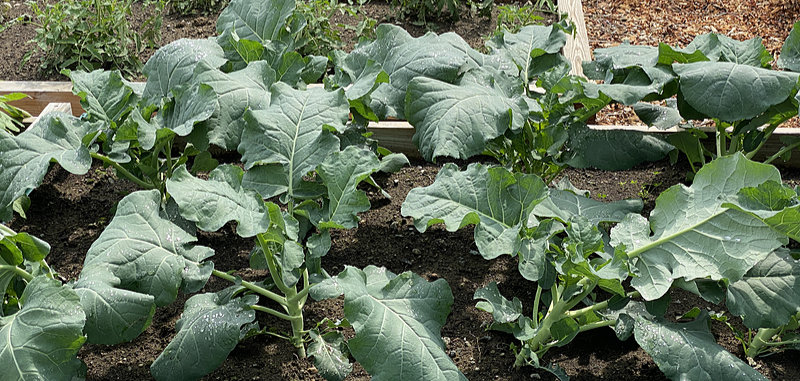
left=3, top=0, right=800, bottom=380
left=8, top=157, right=800, bottom=380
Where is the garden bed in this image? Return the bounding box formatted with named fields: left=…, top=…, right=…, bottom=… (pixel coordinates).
left=3, top=0, right=800, bottom=380
left=11, top=157, right=799, bottom=381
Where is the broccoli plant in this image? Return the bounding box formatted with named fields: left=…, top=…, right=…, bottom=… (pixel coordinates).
left=402, top=153, right=800, bottom=380
left=584, top=22, right=800, bottom=172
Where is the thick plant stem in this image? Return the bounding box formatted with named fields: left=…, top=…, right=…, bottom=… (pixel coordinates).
left=90, top=152, right=155, bottom=190
left=746, top=327, right=782, bottom=358
left=257, top=233, right=307, bottom=357
left=564, top=290, right=641, bottom=319
left=285, top=284, right=307, bottom=357
left=525, top=279, right=597, bottom=358
left=0, top=265, right=33, bottom=281
left=211, top=269, right=287, bottom=307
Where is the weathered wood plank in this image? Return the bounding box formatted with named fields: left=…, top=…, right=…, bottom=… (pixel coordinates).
left=559, top=0, right=592, bottom=77
left=28, top=102, right=73, bottom=130
left=0, top=81, right=83, bottom=117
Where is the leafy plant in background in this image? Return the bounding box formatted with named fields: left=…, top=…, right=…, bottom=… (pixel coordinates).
left=0, top=93, right=31, bottom=134
left=494, top=3, right=546, bottom=34
left=294, top=0, right=377, bottom=57
left=402, top=153, right=800, bottom=380
left=390, top=0, right=463, bottom=24
left=327, top=22, right=673, bottom=184
left=168, top=0, right=228, bottom=15
left=26, top=0, right=165, bottom=77
left=585, top=22, right=800, bottom=172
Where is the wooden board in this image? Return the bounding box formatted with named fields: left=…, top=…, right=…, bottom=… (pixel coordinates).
left=28, top=103, right=73, bottom=129
left=0, top=81, right=83, bottom=117
left=558, top=0, right=592, bottom=77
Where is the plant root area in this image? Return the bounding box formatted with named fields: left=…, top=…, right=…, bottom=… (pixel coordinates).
left=8, top=159, right=800, bottom=380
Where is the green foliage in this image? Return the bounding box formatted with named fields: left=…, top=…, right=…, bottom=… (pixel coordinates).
left=494, top=3, right=546, bottom=34
left=390, top=0, right=462, bottom=24
left=294, top=0, right=377, bottom=57
left=27, top=0, right=165, bottom=77
left=588, top=25, right=800, bottom=171
left=403, top=153, right=800, bottom=378
left=169, top=0, right=228, bottom=15
left=0, top=93, right=31, bottom=134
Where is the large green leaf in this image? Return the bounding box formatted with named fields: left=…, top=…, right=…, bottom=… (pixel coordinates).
left=406, top=75, right=528, bottom=161
left=68, top=69, right=138, bottom=126
left=151, top=292, right=257, bottom=381
left=239, top=83, right=348, bottom=199
left=311, top=266, right=465, bottom=381
left=402, top=163, right=548, bottom=259
left=611, top=153, right=786, bottom=300
left=316, top=146, right=382, bottom=229
left=142, top=38, right=226, bottom=103
left=0, top=277, right=86, bottom=381
left=195, top=61, right=275, bottom=150
left=0, top=112, right=100, bottom=221
left=779, top=21, right=800, bottom=71
left=582, top=44, right=659, bottom=81
left=685, top=33, right=772, bottom=67
left=532, top=188, right=642, bottom=225
left=633, top=311, right=767, bottom=381
left=674, top=62, right=799, bottom=122
left=75, top=190, right=215, bottom=344
left=216, top=0, right=294, bottom=44
left=166, top=165, right=270, bottom=237
left=486, top=24, right=567, bottom=81
left=565, top=125, right=674, bottom=170
left=726, top=249, right=800, bottom=329
left=333, top=24, right=476, bottom=119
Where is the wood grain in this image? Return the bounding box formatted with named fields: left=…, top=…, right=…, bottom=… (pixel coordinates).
left=558, top=0, right=592, bottom=77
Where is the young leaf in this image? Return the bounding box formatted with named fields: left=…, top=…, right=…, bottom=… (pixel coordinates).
left=316, top=146, right=382, bottom=229
left=727, top=248, right=800, bottom=329
left=68, top=69, right=139, bottom=126
left=308, top=330, right=352, bottom=381
left=0, top=112, right=100, bottom=221
left=239, top=84, right=348, bottom=199
left=166, top=165, right=270, bottom=237
left=150, top=293, right=258, bottom=381
left=611, top=153, right=786, bottom=300
left=722, top=180, right=800, bottom=241
left=312, top=266, right=465, bottom=381
left=401, top=163, right=548, bottom=259
left=633, top=311, right=768, bottom=381
left=406, top=75, right=528, bottom=161
left=0, top=277, right=86, bottom=380
left=75, top=190, right=215, bottom=344
left=474, top=281, right=523, bottom=323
